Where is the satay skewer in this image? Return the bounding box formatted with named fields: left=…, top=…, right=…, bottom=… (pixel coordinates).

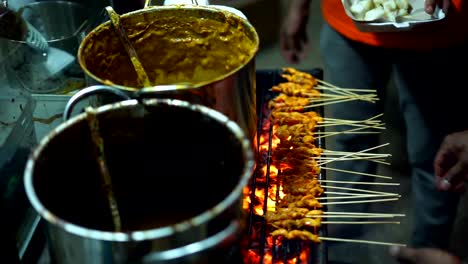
left=321, top=166, right=393, bottom=180
left=324, top=113, right=383, bottom=122
left=307, top=212, right=403, bottom=219
left=321, top=197, right=399, bottom=205
left=315, top=155, right=390, bottom=161
left=307, top=94, right=379, bottom=102
left=315, top=83, right=377, bottom=94
left=270, top=227, right=406, bottom=246
left=319, top=180, right=399, bottom=186
left=303, top=97, right=378, bottom=109
left=319, top=237, right=405, bottom=247
left=315, top=124, right=383, bottom=130
left=314, top=157, right=391, bottom=166
left=313, top=85, right=371, bottom=98
left=313, top=158, right=390, bottom=166
left=316, top=78, right=378, bottom=93
left=324, top=191, right=383, bottom=196
left=322, top=212, right=405, bottom=216
left=311, top=215, right=401, bottom=219
left=322, top=221, right=401, bottom=224
left=314, top=131, right=383, bottom=134
left=314, top=124, right=386, bottom=140
left=317, top=143, right=389, bottom=166
left=322, top=150, right=390, bottom=156
left=320, top=185, right=398, bottom=196
left=316, top=193, right=399, bottom=201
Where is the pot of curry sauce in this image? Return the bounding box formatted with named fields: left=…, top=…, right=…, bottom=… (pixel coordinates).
left=75, top=4, right=259, bottom=143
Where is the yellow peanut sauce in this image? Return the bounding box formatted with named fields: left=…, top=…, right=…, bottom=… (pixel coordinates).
left=79, top=7, right=258, bottom=89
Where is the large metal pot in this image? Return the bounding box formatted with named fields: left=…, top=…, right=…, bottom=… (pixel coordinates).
left=76, top=3, right=259, bottom=142
left=0, top=1, right=90, bottom=93
left=24, top=98, right=255, bottom=264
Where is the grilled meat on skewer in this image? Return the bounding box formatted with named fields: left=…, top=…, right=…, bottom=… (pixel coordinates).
left=271, top=228, right=321, bottom=243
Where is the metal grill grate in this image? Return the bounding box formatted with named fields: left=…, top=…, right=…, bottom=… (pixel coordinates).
left=241, top=69, right=327, bottom=264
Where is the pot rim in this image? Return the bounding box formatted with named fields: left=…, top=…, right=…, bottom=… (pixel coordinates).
left=24, top=98, right=255, bottom=242
left=13, top=0, right=89, bottom=43
left=77, top=4, right=260, bottom=92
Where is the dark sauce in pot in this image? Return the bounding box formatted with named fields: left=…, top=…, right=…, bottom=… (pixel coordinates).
left=33, top=104, right=247, bottom=232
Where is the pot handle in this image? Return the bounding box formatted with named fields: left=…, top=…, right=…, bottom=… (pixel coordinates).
left=134, top=84, right=194, bottom=98
left=63, top=85, right=132, bottom=121
left=138, top=220, right=240, bottom=264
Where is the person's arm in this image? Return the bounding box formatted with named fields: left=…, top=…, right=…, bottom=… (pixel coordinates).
left=280, top=0, right=312, bottom=64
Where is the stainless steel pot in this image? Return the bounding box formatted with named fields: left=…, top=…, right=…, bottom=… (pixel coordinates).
left=76, top=3, right=259, bottom=143
left=24, top=98, right=255, bottom=264
left=0, top=1, right=90, bottom=93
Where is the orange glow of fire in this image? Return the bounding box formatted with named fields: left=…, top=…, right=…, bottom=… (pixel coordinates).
left=242, top=121, right=311, bottom=263
left=243, top=165, right=285, bottom=216
left=260, top=125, right=281, bottom=152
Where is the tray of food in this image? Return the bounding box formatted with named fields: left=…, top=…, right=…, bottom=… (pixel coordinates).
left=342, top=0, right=445, bottom=32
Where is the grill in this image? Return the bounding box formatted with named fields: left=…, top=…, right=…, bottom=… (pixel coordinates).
left=240, top=69, right=327, bottom=264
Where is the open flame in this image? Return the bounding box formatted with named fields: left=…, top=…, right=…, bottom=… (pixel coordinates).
left=242, top=123, right=314, bottom=263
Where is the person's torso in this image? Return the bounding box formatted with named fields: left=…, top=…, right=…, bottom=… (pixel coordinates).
left=321, top=0, right=468, bottom=50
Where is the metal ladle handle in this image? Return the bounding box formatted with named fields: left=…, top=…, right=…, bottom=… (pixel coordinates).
left=63, top=85, right=132, bottom=121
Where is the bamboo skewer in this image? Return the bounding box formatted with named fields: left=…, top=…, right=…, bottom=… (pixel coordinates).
left=320, top=118, right=382, bottom=124
left=320, top=184, right=398, bottom=196
left=324, top=191, right=375, bottom=196
left=321, top=118, right=382, bottom=124
left=313, top=85, right=362, bottom=97
left=304, top=97, right=376, bottom=109
left=321, top=166, right=393, bottom=180
left=316, top=155, right=390, bottom=161
left=308, top=94, right=378, bottom=102
left=311, top=215, right=401, bottom=219
left=316, top=79, right=378, bottom=93
left=316, top=123, right=384, bottom=129
left=319, top=180, right=399, bottom=186
left=314, top=124, right=386, bottom=140
left=319, top=237, right=406, bottom=247
left=320, top=197, right=399, bottom=205
left=317, top=143, right=389, bottom=166
left=321, top=221, right=400, bottom=224
left=321, top=212, right=405, bottom=217
left=315, top=124, right=383, bottom=130
left=323, top=233, right=406, bottom=247
left=315, top=123, right=385, bottom=129
left=321, top=113, right=383, bottom=124
left=314, top=158, right=391, bottom=166
left=317, top=194, right=399, bottom=201
left=308, top=95, right=359, bottom=102
left=322, top=151, right=389, bottom=156
left=314, top=131, right=383, bottom=135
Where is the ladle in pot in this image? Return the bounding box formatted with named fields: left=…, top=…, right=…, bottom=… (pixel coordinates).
left=85, top=106, right=123, bottom=232
left=0, top=0, right=49, bottom=54
left=104, top=6, right=152, bottom=87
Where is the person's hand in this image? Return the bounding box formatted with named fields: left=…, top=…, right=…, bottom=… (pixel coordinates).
left=425, top=0, right=450, bottom=15
left=434, top=130, right=468, bottom=192
left=280, top=0, right=310, bottom=64
left=389, top=246, right=461, bottom=264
